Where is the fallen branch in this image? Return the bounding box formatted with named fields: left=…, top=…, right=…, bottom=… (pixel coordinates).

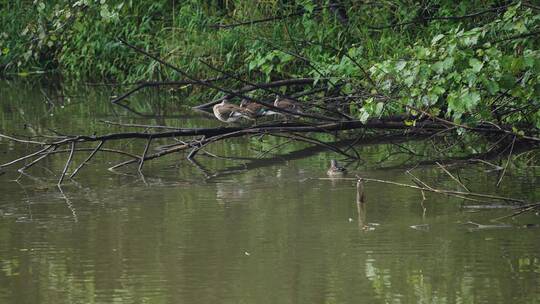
left=2, top=146, right=139, bottom=170
left=193, top=78, right=318, bottom=109
left=18, top=146, right=58, bottom=173
left=491, top=203, right=540, bottom=222
left=70, top=141, right=104, bottom=179
left=119, top=38, right=337, bottom=121
left=100, top=120, right=183, bottom=130
left=210, top=7, right=317, bottom=29
left=436, top=161, right=470, bottom=192
left=367, top=3, right=512, bottom=30
left=58, top=142, right=75, bottom=186
left=316, top=176, right=527, bottom=204
left=199, top=57, right=350, bottom=120
left=496, top=135, right=516, bottom=187
left=1, top=145, right=52, bottom=168
left=110, top=77, right=229, bottom=104
left=138, top=137, right=153, bottom=173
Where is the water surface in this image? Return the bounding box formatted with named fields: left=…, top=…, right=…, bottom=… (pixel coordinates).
left=1, top=80, right=539, bottom=304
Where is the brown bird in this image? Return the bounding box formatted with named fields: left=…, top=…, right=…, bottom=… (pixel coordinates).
left=212, top=100, right=249, bottom=123
left=327, top=159, right=347, bottom=177
left=274, top=95, right=303, bottom=113
left=240, top=99, right=280, bottom=119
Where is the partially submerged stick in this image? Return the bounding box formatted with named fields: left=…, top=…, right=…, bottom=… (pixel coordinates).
left=316, top=176, right=527, bottom=204
left=58, top=142, right=75, bottom=186
left=436, top=161, right=470, bottom=192
left=69, top=141, right=104, bottom=179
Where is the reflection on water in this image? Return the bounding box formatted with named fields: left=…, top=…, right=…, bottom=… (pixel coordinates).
left=0, top=80, right=539, bottom=304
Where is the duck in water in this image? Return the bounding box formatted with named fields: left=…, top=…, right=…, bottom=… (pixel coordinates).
left=327, top=159, right=347, bottom=177
left=212, top=100, right=249, bottom=123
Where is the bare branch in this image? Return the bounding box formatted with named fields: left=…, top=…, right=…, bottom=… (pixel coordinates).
left=496, top=135, right=516, bottom=187
left=69, top=141, right=104, bottom=179
left=58, top=142, right=76, bottom=186
left=138, top=137, right=153, bottom=173
left=436, top=162, right=470, bottom=192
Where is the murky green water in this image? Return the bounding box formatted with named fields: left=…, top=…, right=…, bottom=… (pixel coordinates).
left=1, top=80, right=539, bottom=304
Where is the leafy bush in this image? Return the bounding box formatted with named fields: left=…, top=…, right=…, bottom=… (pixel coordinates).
left=367, top=4, right=540, bottom=128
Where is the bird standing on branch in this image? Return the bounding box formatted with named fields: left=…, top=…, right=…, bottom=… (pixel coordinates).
left=274, top=95, right=303, bottom=114
left=240, top=98, right=280, bottom=119
left=212, top=100, right=249, bottom=123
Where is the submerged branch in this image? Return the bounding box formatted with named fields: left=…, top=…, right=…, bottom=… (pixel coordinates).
left=316, top=176, right=527, bottom=204
left=70, top=141, right=104, bottom=179
left=58, top=142, right=75, bottom=186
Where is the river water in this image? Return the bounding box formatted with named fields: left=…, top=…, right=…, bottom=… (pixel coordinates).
left=1, top=80, right=539, bottom=303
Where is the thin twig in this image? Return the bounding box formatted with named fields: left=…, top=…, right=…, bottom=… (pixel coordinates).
left=491, top=203, right=540, bottom=222
left=193, top=78, right=317, bottom=109
left=368, top=3, right=512, bottom=30
left=69, top=141, right=104, bottom=178
left=316, top=176, right=527, bottom=204
left=210, top=7, right=318, bottom=29
left=111, top=77, right=229, bottom=104
left=0, top=133, right=46, bottom=145
left=198, top=59, right=342, bottom=121
left=17, top=146, right=58, bottom=173
left=497, top=136, right=516, bottom=187
left=100, top=120, right=182, bottom=130
left=138, top=137, right=153, bottom=173
left=2, top=145, right=52, bottom=169
left=120, top=38, right=337, bottom=122
left=58, top=142, right=76, bottom=186
left=406, top=170, right=435, bottom=190
left=436, top=162, right=470, bottom=192
left=470, top=158, right=503, bottom=170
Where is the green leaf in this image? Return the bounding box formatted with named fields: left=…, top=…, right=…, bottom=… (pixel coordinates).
left=469, top=58, right=483, bottom=72
left=462, top=91, right=481, bottom=111
left=431, top=34, right=445, bottom=45
left=248, top=60, right=257, bottom=71
left=375, top=102, right=384, bottom=116
left=523, top=54, right=535, bottom=68
left=430, top=108, right=441, bottom=117
left=482, top=78, right=500, bottom=95
left=432, top=61, right=444, bottom=74
left=431, top=86, right=446, bottom=96
left=404, top=120, right=416, bottom=126
left=534, top=110, right=540, bottom=129
left=359, top=110, right=370, bottom=124
left=442, top=57, right=454, bottom=70
left=447, top=92, right=463, bottom=118
left=313, top=73, right=321, bottom=85
left=500, top=74, right=515, bottom=89
left=395, top=60, right=407, bottom=72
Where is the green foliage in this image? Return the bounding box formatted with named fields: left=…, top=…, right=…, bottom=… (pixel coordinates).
left=367, top=3, right=540, bottom=129
left=1, top=0, right=539, bottom=135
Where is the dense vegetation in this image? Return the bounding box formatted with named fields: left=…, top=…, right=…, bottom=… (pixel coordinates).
left=1, top=0, right=539, bottom=136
